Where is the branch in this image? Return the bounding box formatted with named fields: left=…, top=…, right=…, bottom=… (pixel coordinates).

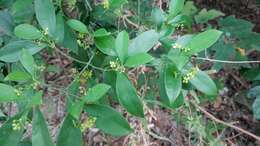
left=55, top=48, right=109, bottom=72
left=191, top=101, right=260, bottom=141
left=194, top=56, right=260, bottom=64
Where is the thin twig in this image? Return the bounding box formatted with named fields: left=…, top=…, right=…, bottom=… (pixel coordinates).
left=55, top=48, right=109, bottom=71
left=191, top=101, right=260, bottom=141
left=194, top=56, right=260, bottom=64
left=147, top=130, right=175, bottom=144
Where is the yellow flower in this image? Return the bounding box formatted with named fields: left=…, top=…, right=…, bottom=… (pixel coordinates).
left=103, top=0, right=109, bottom=9
left=80, top=117, right=97, bottom=132
left=12, top=119, right=23, bottom=131
left=182, top=67, right=198, bottom=83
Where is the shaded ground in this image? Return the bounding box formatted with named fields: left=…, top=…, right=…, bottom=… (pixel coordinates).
left=194, top=0, right=260, bottom=32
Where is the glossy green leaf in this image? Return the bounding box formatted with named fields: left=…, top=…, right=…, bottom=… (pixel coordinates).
left=68, top=101, right=84, bottom=119
left=115, top=31, right=129, bottom=63
left=170, top=92, right=184, bottom=109
left=164, top=65, right=182, bottom=104
left=187, top=29, right=222, bottom=54
left=35, top=0, right=56, bottom=36
left=151, top=7, right=165, bottom=27
left=20, top=49, right=36, bottom=76
left=0, top=113, right=25, bottom=146
left=95, top=35, right=116, bottom=56
left=63, top=24, right=78, bottom=54
left=32, top=91, right=43, bottom=106
left=67, top=19, right=88, bottom=33
left=116, top=73, right=144, bottom=117
left=169, top=0, right=185, bottom=18
left=32, top=108, right=54, bottom=146
left=93, top=28, right=111, bottom=37
left=4, top=71, right=31, bottom=82
left=195, top=9, right=224, bottom=24
left=57, top=115, right=83, bottom=146
left=125, top=53, right=154, bottom=67
left=0, top=10, right=14, bottom=36
left=0, top=83, right=19, bottom=102
left=181, top=1, right=198, bottom=16
left=0, top=40, right=45, bottom=62
left=109, top=0, right=128, bottom=9
left=253, top=96, right=260, bottom=119
left=14, top=24, right=43, bottom=40
left=128, top=30, right=159, bottom=56
left=85, top=104, right=133, bottom=136
left=53, top=13, right=65, bottom=43
left=190, top=70, right=218, bottom=96
left=83, top=83, right=111, bottom=103
left=10, top=0, right=34, bottom=24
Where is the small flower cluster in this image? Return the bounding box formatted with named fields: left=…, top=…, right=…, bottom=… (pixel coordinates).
left=182, top=67, right=198, bottom=83
left=172, top=43, right=191, bottom=53
left=32, top=81, right=41, bottom=90
left=110, top=60, right=125, bottom=73
left=82, top=70, right=92, bottom=79
left=70, top=68, right=78, bottom=76
left=176, top=23, right=185, bottom=30
left=12, top=119, right=23, bottom=131
left=43, top=28, right=49, bottom=36
left=77, top=34, right=94, bottom=49
left=80, top=116, right=97, bottom=132
left=14, top=87, right=23, bottom=96
left=103, top=0, right=109, bottom=9
left=37, top=65, right=46, bottom=72
left=79, top=86, right=87, bottom=95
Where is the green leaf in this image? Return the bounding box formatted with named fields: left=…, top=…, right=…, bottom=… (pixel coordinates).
left=125, top=53, right=154, bottom=67
left=181, top=1, right=198, bottom=16
left=0, top=113, right=25, bottom=146
left=57, top=115, right=83, bottom=146
left=20, top=49, right=36, bottom=76
left=116, top=72, right=144, bottom=117
left=109, top=0, right=128, bottom=9
left=32, top=91, right=43, bottom=106
left=63, top=24, right=78, bottom=54
left=170, top=92, right=184, bottom=109
left=128, top=30, right=159, bottom=56
left=167, top=35, right=193, bottom=69
left=151, top=7, right=165, bottom=27
left=0, top=10, right=14, bottom=36
left=0, top=83, right=19, bottom=102
left=219, top=16, right=260, bottom=49
left=67, top=19, right=88, bottom=33
left=35, top=0, right=56, bottom=36
left=0, top=40, right=45, bottom=62
left=32, top=107, right=54, bottom=146
left=93, top=28, right=111, bottom=37
left=115, top=31, right=129, bottom=63
left=4, top=71, right=31, bottom=82
left=190, top=70, right=218, bottom=97
left=53, top=12, right=65, bottom=43
left=83, top=83, right=111, bottom=103
left=252, top=96, right=260, bottom=119
left=68, top=101, right=84, bottom=119
left=95, top=35, right=117, bottom=56
left=85, top=104, right=132, bottom=136
left=169, top=0, right=185, bottom=18
left=164, top=65, right=182, bottom=104
left=14, top=24, right=43, bottom=40
left=187, top=29, right=222, bottom=54
left=10, top=0, right=34, bottom=24
left=195, top=9, right=224, bottom=24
